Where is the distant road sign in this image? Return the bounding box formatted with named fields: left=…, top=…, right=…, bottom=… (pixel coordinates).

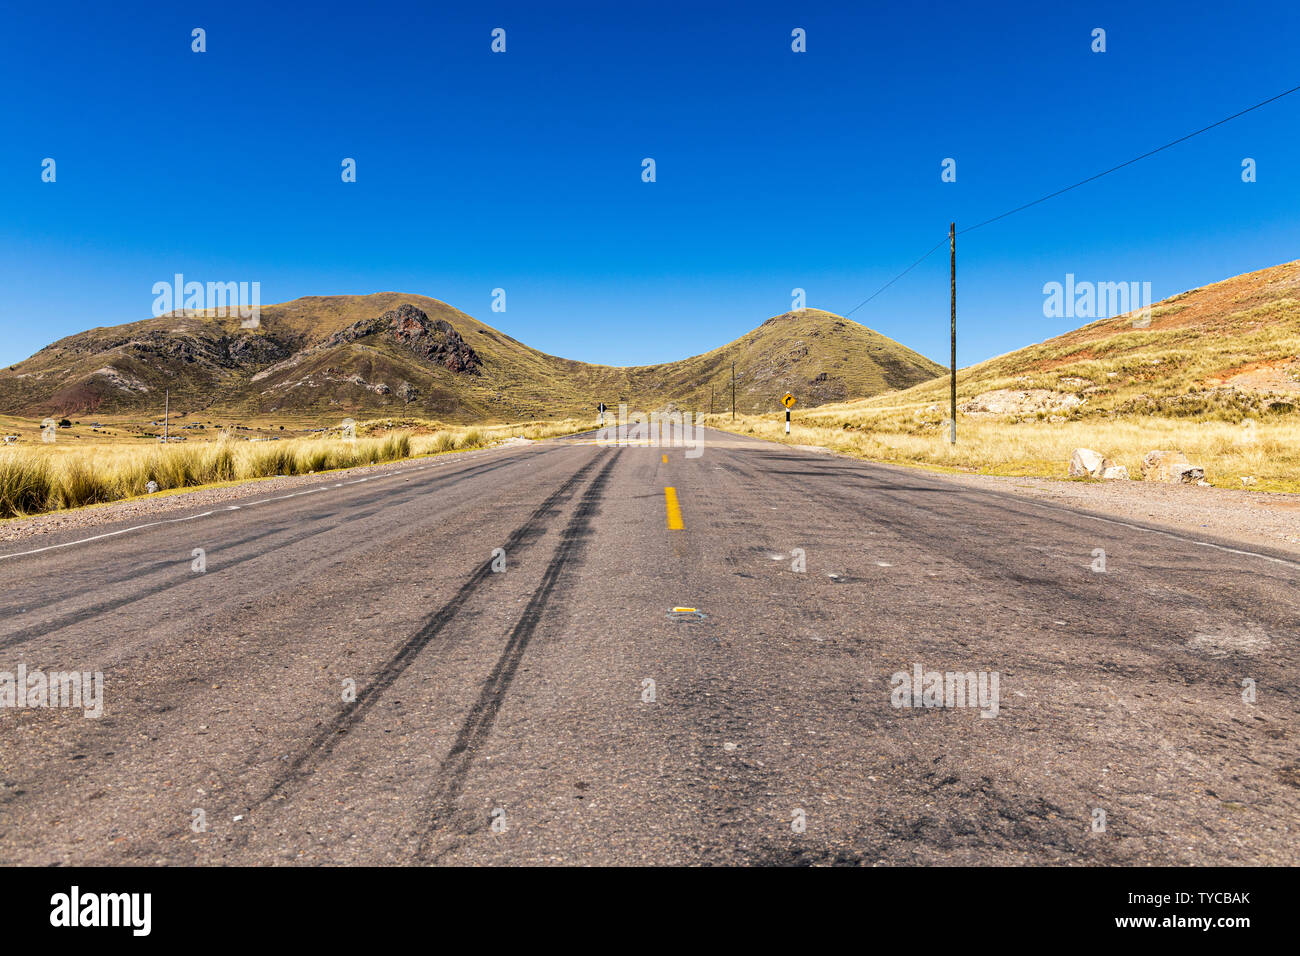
left=597, top=402, right=607, bottom=413
left=781, top=393, right=796, bottom=409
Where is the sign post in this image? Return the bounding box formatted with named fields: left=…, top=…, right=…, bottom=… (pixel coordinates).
left=597, top=402, right=607, bottom=427
left=781, top=392, right=796, bottom=434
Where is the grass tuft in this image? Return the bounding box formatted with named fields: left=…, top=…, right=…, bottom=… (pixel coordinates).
left=0, top=432, right=421, bottom=519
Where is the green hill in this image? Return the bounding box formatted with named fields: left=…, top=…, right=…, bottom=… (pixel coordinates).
left=0, top=294, right=943, bottom=422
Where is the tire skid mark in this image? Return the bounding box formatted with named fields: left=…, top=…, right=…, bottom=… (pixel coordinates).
left=242, top=451, right=609, bottom=823
left=415, top=452, right=620, bottom=862
left=0, top=451, right=594, bottom=822
left=0, top=454, right=531, bottom=650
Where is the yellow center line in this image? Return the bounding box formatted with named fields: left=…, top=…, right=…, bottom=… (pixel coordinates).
left=663, top=486, right=684, bottom=530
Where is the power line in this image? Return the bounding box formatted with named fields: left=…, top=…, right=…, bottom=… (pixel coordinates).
left=959, top=81, right=1300, bottom=236
left=842, top=81, right=1300, bottom=317
left=843, top=236, right=948, bottom=317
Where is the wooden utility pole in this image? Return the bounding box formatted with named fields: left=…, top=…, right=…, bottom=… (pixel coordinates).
left=709, top=385, right=714, bottom=416
left=731, top=362, right=736, bottom=421
left=949, top=222, right=957, bottom=444
left=163, top=389, right=170, bottom=443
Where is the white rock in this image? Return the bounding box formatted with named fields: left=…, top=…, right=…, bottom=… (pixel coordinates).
left=1101, top=465, right=1129, bottom=480
left=1141, top=450, right=1205, bottom=483
left=1069, top=448, right=1107, bottom=477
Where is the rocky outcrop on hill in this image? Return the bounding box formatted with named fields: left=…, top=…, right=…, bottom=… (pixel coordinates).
left=37, top=329, right=292, bottom=370
left=960, top=388, right=1083, bottom=417
left=324, top=304, right=481, bottom=374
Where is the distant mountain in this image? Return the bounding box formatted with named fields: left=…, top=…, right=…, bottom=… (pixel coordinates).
left=0, top=294, right=944, bottom=422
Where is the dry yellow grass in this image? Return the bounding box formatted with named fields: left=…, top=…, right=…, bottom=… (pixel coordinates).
left=701, top=260, right=1300, bottom=492
left=0, top=417, right=597, bottom=519
left=702, top=412, right=1300, bottom=492
left=0, top=434, right=411, bottom=518
left=403, top=417, right=595, bottom=452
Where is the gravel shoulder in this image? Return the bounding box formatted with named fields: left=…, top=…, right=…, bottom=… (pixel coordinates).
left=936, top=471, right=1300, bottom=558
left=785, top=442, right=1300, bottom=558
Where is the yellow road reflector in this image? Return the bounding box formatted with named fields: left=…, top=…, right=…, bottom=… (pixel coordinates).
left=663, top=486, right=684, bottom=529
left=667, top=607, right=707, bottom=621
left=661, top=454, right=668, bottom=464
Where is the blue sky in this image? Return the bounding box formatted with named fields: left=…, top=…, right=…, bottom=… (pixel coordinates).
left=2, top=0, right=1297, bottom=371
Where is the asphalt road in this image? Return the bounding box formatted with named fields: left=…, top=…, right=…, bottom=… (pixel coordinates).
left=1, top=426, right=1297, bottom=865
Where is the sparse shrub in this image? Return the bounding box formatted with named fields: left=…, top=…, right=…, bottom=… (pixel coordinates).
left=296, top=444, right=331, bottom=473
left=245, top=444, right=296, bottom=478
left=0, top=453, right=56, bottom=518
left=59, top=458, right=112, bottom=508
left=149, top=447, right=203, bottom=490
left=382, top=433, right=411, bottom=459
left=207, top=444, right=236, bottom=483
left=456, top=428, right=484, bottom=449
left=113, top=457, right=155, bottom=498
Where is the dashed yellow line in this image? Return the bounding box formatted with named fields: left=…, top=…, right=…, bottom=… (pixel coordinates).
left=663, top=486, right=684, bottom=530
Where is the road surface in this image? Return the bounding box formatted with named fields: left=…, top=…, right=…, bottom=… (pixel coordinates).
left=1, top=426, right=1296, bottom=865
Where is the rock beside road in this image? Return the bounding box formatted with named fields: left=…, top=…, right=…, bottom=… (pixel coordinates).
left=1068, top=448, right=1205, bottom=484
left=1068, top=448, right=1129, bottom=480
left=1142, top=450, right=1206, bottom=484
left=1069, top=448, right=1107, bottom=477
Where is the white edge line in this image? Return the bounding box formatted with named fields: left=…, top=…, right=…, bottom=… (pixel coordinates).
left=0, top=442, right=537, bottom=563
left=0, top=509, right=220, bottom=561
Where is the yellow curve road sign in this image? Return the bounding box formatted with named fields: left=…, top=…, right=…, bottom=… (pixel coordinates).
left=781, top=393, right=796, bottom=409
